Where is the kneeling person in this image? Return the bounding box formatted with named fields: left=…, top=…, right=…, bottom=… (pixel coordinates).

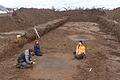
left=34, top=39, right=42, bottom=56
left=16, top=49, right=35, bottom=69
left=74, top=41, right=86, bottom=59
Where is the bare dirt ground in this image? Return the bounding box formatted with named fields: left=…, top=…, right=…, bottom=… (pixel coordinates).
left=0, top=22, right=120, bottom=80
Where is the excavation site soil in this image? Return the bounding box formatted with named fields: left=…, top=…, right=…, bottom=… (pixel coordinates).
left=0, top=21, right=120, bottom=80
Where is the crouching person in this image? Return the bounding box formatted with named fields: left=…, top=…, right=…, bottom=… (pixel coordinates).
left=16, top=49, right=35, bottom=69
left=73, top=41, right=86, bottom=60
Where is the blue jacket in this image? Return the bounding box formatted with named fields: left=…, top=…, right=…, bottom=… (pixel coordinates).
left=18, top=49, right=32, bottom=64
left=34, top=44, right=41, bottom=54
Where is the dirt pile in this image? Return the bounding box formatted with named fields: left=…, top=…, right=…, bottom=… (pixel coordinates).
left=12, top=8, right=61, bottom=29
left=60, top=9, right=120, bottom=42
left=97, top=16, right=120, bottom=42
left=58, top=9, right=106, bottom=22
left=0, top=8, right=60, bottom=32
left=105, top=7, right=120, bottom=23
left=0, top=8, right=110, bottom=32
left=0, top=16, right=18, bottom=32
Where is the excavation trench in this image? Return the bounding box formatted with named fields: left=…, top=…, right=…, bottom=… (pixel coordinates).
left=0, top=22, right=120, bottom=80
left=29, top=22, right=120, bottom=80
left=0, top=18, right=68, bottom=62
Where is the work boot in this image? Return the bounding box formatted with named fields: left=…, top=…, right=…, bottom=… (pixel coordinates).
left=20, top=66, right=26, bottom=69
left=36, top=54, right=42, bottom=56
left=73, top=51, right=76, bottom=55
left=16, top=64, right=21, bottom=68
left=19, top=64, right=32, bottom=69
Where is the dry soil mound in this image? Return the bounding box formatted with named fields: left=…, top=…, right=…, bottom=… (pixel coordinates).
left=0, top=8, right=60, bottom=32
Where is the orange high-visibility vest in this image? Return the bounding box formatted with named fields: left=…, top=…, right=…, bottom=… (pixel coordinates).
left=76, top=44, right=85, bottom=55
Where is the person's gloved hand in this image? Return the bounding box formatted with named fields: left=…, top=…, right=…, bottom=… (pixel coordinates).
left=32, top=62, right=35, bottom=64
left=30, top=61, right=35, bottom=64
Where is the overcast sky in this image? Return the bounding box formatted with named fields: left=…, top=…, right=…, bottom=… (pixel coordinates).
left=1, top=0, right=120, bottom=9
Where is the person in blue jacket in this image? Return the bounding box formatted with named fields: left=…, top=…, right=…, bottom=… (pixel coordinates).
left=34, top=39, right=42, bottom=56
left=16, top=49, right=35, bottom=69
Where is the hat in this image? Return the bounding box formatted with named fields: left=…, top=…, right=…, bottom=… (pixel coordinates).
left=79, top=40, right=83, bottom=44
left=35, top=39, right=39, bottom=44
